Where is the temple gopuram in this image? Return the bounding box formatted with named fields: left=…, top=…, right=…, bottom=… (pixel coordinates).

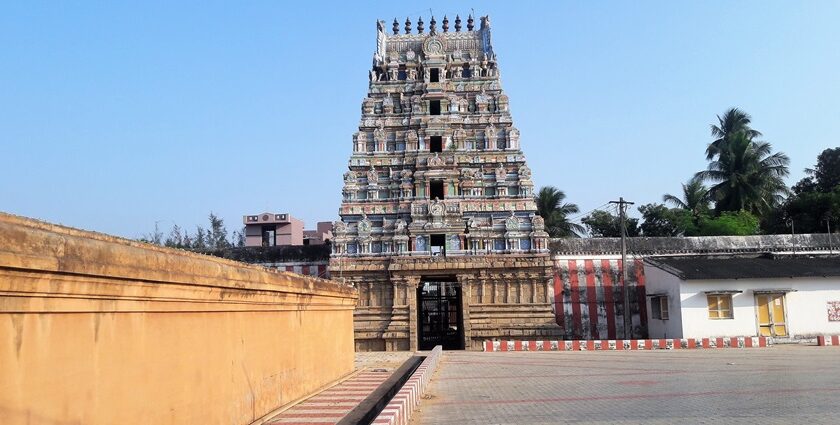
left=330, top=15, right=562, bottom=351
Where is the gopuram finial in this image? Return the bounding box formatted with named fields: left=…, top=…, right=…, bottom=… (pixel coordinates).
left=392, top=18, right=399, bottom=35
left=429, top=16, right=437, bottom=35
left=442, top=15, right=449, bottom=32
left=455, top=15, right=462, bottom=32
left=405, top=17, right=411, bottom=34
left=467, top=14, right=474, bottom=31
left=417, top=17, right=424, bottom=34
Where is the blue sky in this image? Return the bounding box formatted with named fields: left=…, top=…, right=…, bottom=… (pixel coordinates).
left=2, top=1, right=838, bottom=239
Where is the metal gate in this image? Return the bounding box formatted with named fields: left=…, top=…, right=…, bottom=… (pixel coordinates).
left=417, top=280, right=463, bottom=350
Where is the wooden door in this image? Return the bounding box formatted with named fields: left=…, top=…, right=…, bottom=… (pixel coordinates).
left=756, top=294, right=787, bottom=337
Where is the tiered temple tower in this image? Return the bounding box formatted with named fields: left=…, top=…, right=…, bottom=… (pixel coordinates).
left=331, top=15, right=561, bottom=351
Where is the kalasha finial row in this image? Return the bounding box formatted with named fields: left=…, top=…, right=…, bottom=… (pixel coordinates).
left=396, top=15, right=477, bottom=34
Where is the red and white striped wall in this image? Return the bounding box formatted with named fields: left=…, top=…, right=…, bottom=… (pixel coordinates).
left=552, top=257, right=647, bottom=340
left=372, top=346, right=442, bottom=425
left=484, top=337, right=772, bottom=352
left=817, top=335, right=840, bottom=346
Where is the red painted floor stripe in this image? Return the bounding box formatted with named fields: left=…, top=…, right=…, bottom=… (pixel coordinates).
left=716, top=338, right=725, bottom=348
left=833, top=335, right=839, bottom=345
left=279, top=412, right=346, bottom=418
left=528, top=340, right=537, bottom=351
left=500, top=340, right=508, bottom=352
left=514, top=340, right=522, bottom=351
left=744, top=337, right=753, bottom=348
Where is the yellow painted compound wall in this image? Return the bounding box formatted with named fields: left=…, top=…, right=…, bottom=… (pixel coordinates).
left=0, top=212, right=357, bottom=425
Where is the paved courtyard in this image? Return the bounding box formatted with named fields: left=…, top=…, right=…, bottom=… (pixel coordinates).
left=414, top=346, right=840, bottom=424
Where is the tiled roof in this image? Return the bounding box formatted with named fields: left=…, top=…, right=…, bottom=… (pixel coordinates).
left=646, top=254, right=840, bottom=280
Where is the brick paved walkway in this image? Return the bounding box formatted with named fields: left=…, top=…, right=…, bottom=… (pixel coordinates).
left=414, top=345, right=840, bottom=424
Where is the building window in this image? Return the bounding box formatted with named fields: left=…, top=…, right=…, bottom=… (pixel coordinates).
left=707, top=294, right=733, bottom=319
left=430, top=136, right=442, bottom=153
left=430, top=234, right=445, bottom=256
left=430, top=100, right=441, bottom=115
left=651, top=296, right=669, bottom=320
left=430, top=68, right=440, bottom=82
left=430, top=180, right=444, bottom=200
left=261, top=225, right=276, bottom=247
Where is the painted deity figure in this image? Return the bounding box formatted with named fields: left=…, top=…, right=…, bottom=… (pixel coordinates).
left=495, top=163, right=506, bottom=181
left=373, top=123, right=386, bottom=151
left=367, top=166, right=378, bottom=184
left=485, top=124, right=498, bottom=148
left=405, top=129, right=418, bottom=151
left=475, top=89, right=490, bottom=113
left=382, top=96, right=394, bottom=114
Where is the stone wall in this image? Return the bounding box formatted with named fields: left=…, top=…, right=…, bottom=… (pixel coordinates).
left=0, top=213, right=357, bottom=425
left=333, top=254, right=562, bottom=351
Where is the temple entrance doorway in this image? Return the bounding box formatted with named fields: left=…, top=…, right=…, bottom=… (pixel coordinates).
left=417, top=275, right=464, bottom=350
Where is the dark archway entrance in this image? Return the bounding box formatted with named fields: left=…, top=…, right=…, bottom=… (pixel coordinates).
left=417, top=276, right=463, bottom=350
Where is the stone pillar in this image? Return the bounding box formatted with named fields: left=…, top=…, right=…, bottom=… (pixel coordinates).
left=406, top=276, right=420, bottom=352
left=458, top=274, right=473, bottom=350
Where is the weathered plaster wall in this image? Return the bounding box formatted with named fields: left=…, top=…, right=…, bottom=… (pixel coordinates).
left=677, top=278, right=840, bottom=338
left=0, top=213, right=357, bottom=425
left=551, top=256, right=648, bottom=339
left=643, top=265, right=685, bottom=339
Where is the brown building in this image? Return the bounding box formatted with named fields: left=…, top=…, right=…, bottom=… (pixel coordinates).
left=243, top=212, right=332, bottom=247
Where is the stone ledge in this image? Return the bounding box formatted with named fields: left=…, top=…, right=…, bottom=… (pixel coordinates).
left=0, top=212, right=356, bottom=300
left=372, top=346, right=442, bottom=425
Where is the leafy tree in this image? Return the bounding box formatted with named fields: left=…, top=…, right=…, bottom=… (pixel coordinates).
left=663, top=175, right=710, bottom=217
left=796, top=147, right=840, bottom=194
left=164, top=224, right=184, bottom=248
left=697, top=131, right=790, bottom=216
left=581, top=210, right=640, bottom=238
left=193, top=226, right=207, bottom=249
left=232, top=227, right=246, bottom=247
left=207, top=212, right=231, bottom=250
left=638, top=203, right=697, bottom=236
left=706, top=107, right=763, bottom=160
left=535, top=186, right=585, bottom=237
left=697, top=210, right=760, bottom=236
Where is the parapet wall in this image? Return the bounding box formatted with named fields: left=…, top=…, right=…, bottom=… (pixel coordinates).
left=0, top=213, right=357, bottom=425
left=550, top=234, right=836, bottom=256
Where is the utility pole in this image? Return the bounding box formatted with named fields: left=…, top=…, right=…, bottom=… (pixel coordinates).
left=826, top=215, right=834, bottom=255
left=609, top=197, right=634, bottom=339
left=787, top=218, right=796, bottom=254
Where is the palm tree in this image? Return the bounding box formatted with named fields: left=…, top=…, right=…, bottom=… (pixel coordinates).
left=706, top=108, right=763, bottom=160
left=663, top=175, right=710, bottom=217
left=696, top=131, right=790, bottom=215
left=536, top=186, right=585, bottom=237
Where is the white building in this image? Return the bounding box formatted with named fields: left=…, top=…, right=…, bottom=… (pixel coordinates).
left=644, top=254, right=840, bottom=340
